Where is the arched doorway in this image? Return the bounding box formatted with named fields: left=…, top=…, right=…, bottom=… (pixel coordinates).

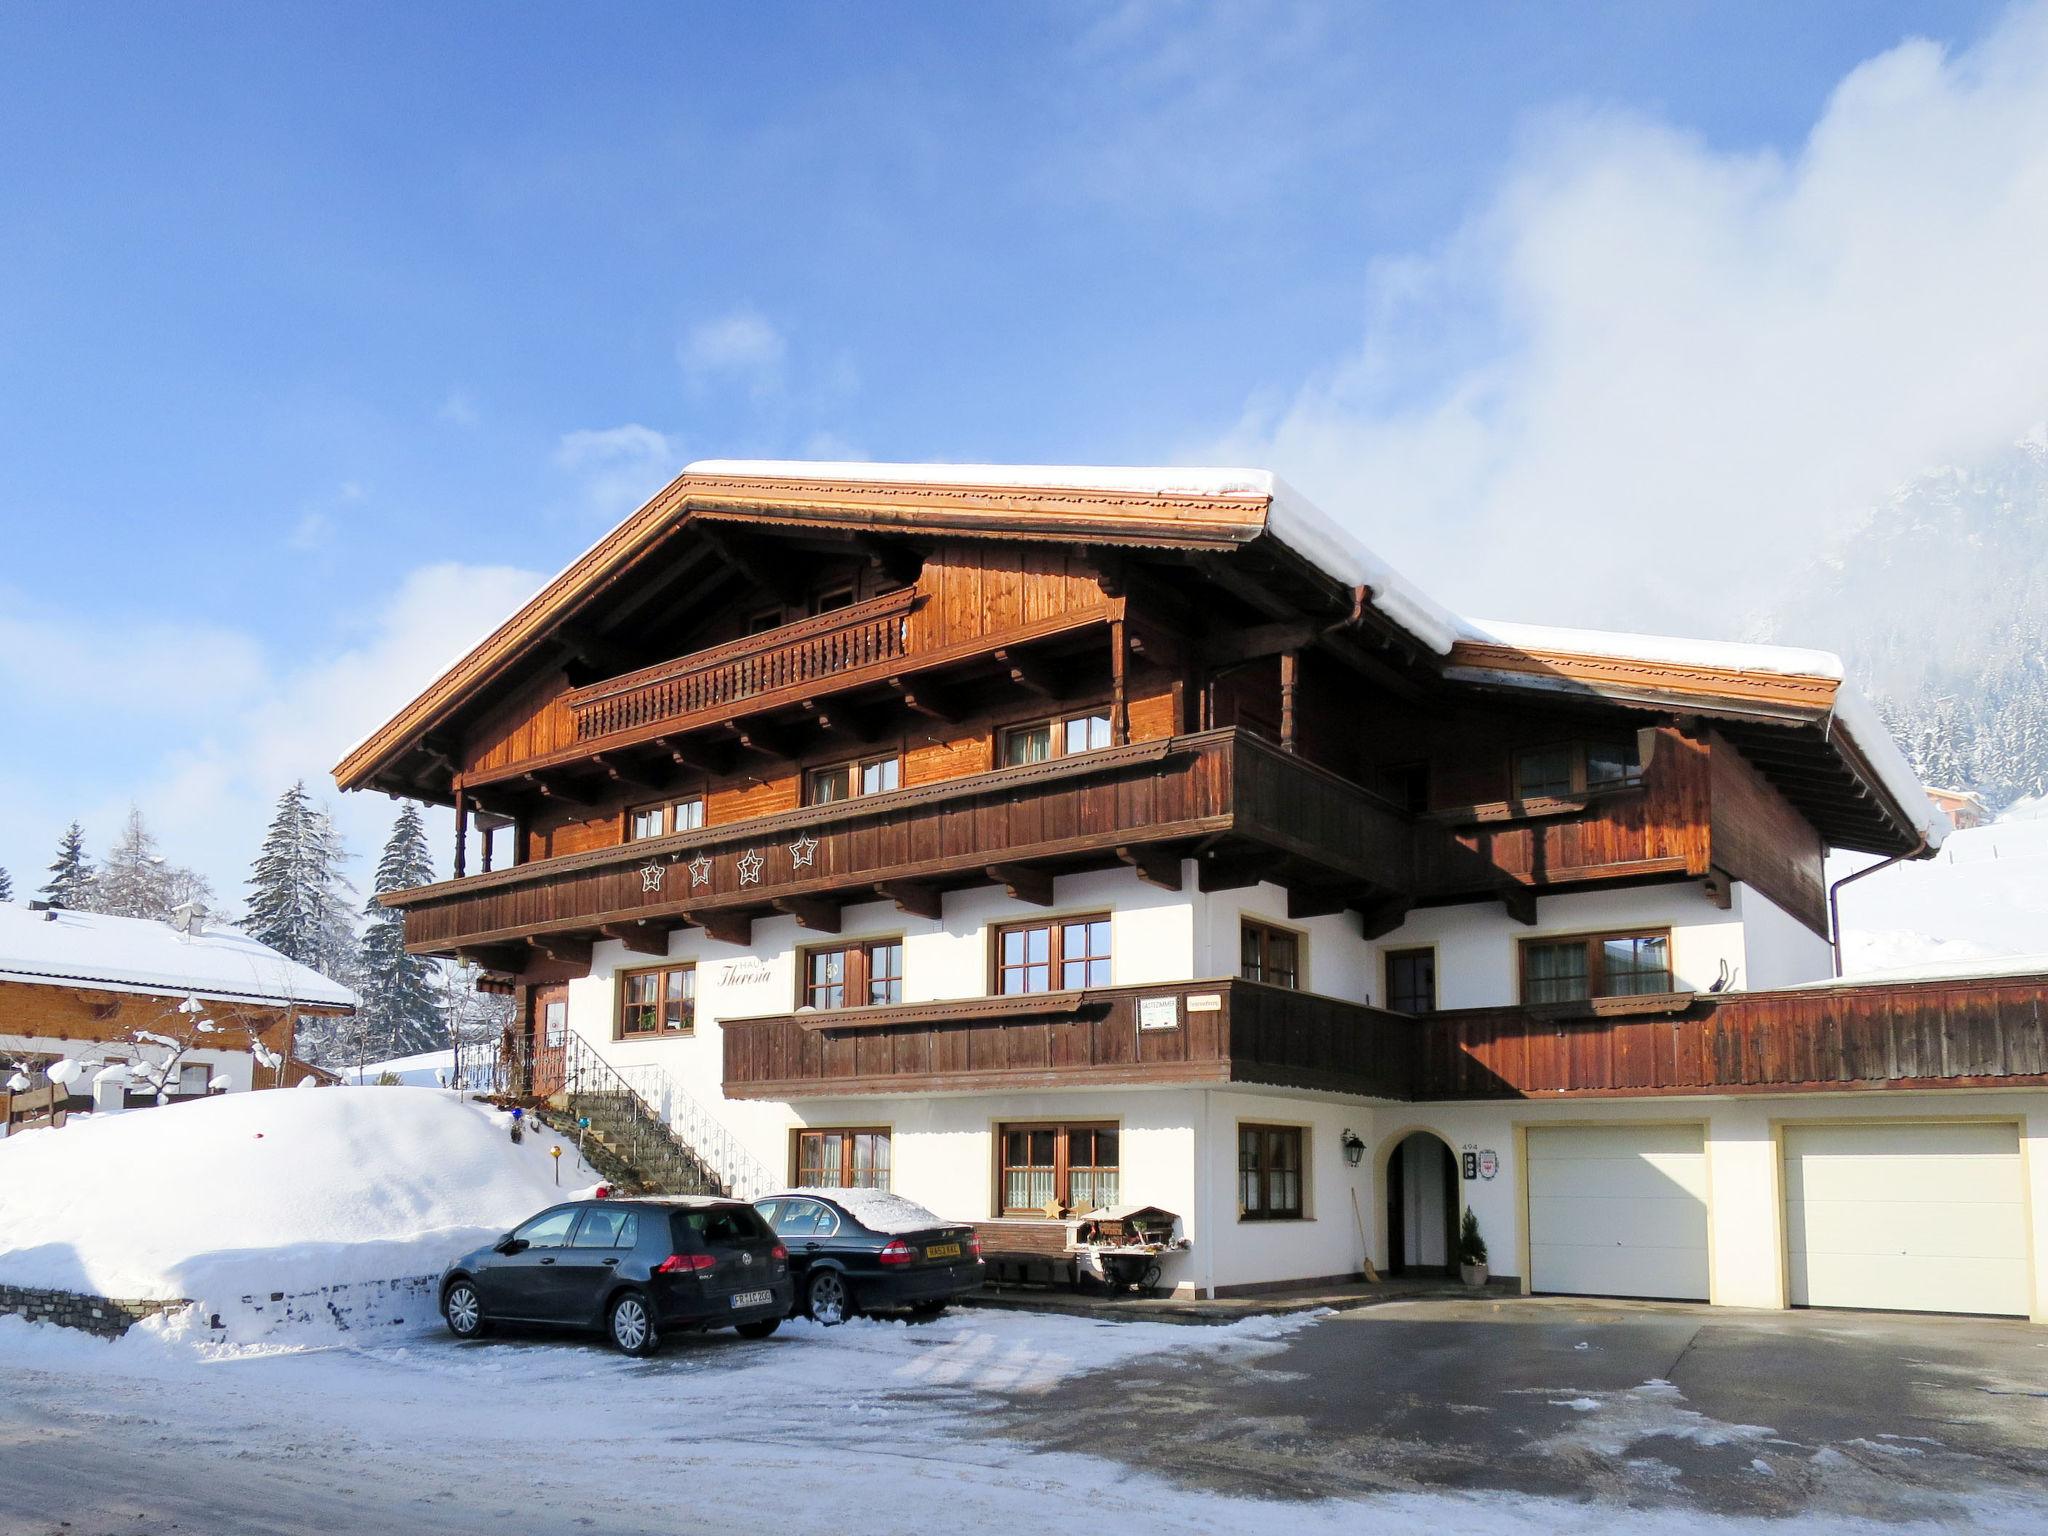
left=1386, top=1131, right=1459, bottom=1276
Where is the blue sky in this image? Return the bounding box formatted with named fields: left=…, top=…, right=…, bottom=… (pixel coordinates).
left=2, top=0, right=2043, bottom=898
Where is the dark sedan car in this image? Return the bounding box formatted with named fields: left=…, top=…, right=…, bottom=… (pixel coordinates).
left=755, top=1189, right=983, bottom=1325
left=441, top=1195, right=793, bottom=1355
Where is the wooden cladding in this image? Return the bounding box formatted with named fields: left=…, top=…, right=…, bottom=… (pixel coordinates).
left=1412, top=973, right=2048, bottom=1099
left=721, top=977, right=1421, bottom=1101
left=389, top=728, right=1422, bottom=956
left=566, top=589, right=918, bottom=743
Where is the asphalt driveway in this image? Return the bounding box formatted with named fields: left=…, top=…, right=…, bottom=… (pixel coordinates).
left=996, top=1294, right=2048, bottom=1521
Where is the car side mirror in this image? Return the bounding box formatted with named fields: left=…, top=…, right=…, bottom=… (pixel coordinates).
left=495, top=1235, right=527, bottom=1255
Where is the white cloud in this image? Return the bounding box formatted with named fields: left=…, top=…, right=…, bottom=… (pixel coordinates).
left=1207, top=7, right=2048, bottom=634
left=438, top=389, right=480, bottom=428
left=680, top=307, right=787, bottom=394
left=0, top=562, right=545, bottom=908
left=553, top=424, right=682, bottom=523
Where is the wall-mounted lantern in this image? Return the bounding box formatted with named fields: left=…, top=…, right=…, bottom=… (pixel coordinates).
left=1341, top=1129, right=1366, bottom=1167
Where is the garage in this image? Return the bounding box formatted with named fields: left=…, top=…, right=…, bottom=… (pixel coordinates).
left=1525, top=1124, right=1710, bottom=1300
left=1784, top=1121, right=2029, bottom=1317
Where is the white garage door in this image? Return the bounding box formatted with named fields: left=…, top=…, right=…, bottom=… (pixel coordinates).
left=1785, top=1122, right=2028, bottom=1317
left=1527, top=1124, right=1710, bottom=1300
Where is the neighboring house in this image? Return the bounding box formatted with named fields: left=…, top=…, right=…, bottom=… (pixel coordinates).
left=1926, top=786, right=1993, bottom=831
left=0, top=903, right=356, bottom=1107
left=334, top=462, right=2048, bottom=1322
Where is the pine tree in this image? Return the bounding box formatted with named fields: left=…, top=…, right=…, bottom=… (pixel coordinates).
left=354, top=803, right=446, bottom=1061
left=85, top=806, right=215, bottom=920
left=39, top=823, right=95, bottom=909
left=244, top=782, right=357, bottom=980
left=0, top=866, right=12, bottom=902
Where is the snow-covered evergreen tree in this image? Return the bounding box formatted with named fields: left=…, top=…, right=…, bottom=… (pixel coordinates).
left=83, top=806, right=215, bottom=920
left=354, top=802, right=446, bottom=1061
left=243, top=781, right=357, bottom=980
left=39, top=822, right=95, bottom=909
left=0, top=866, right=11, bottom=902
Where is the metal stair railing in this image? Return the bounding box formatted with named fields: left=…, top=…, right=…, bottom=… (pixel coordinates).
left=611, top=1060, right=776, bottom=1201
left=559, top=1034, right=728, bottom=1196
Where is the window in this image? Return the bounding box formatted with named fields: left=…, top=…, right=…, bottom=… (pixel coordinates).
left=628, top=796, right=704, bottom=841
left=811, top=584, right=856, bottom=615
left=999, top=1122, right=1118, bottom=1216
left=1240, top=920, right=1301, bottom=990
left=674, top=1206, right=770, bottom=1245
left=1521, top=931, right=1672, bottom=1004
left=570, top=1207, right=638, bottom=1248
left=1385, top=948, right=1437, bottom=1014
left=513, top=1207, right=579, bottom=1249
left=1239, top=1125, right=1304, bottom=1220
left=1000, top=709, right=1114, bottom=767
left=618, top=963, right=696, bottom=1037
left=793, top=1128, right=891, bottom=1190
left=745, top=607, right=784, bottom=635
left=995, top=915, right=1110, bottom=994
left=762, top=1197, right=841, bottom=1237
left=1378, top=761, right=1431, bottom=812
left=1512, top=740, right=1642, bottom=800
left=806, top=753, right=901, bottom=806
left=800, top=940, right=902, bottom=1010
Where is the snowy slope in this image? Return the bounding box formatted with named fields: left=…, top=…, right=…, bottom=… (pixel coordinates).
left=1834, top=816, right=2048, bottom=973
left=340, top=1049, right=456, bottom=1086
left=0, top=1090, right=587, bottom=1307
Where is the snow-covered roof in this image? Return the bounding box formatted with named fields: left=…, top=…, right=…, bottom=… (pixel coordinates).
left=686, top=460, right=1466, bottom=655
left=0, top=904, right=356, bottom=1010
left=1787, top=953, right=2048, bottom=989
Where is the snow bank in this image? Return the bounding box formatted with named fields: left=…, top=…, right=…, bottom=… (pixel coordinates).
left=340, top=1048, right=456, bottom=1086
left=0, top=1090, right=584, bottom=1317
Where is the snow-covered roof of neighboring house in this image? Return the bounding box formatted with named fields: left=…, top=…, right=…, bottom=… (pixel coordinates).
left=1783, top=953, right=2048, bottom=989
left=0, top=904, right=357, bottom=1011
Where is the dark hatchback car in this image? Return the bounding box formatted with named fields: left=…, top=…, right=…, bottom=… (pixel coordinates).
left=756, top=1189, right=983, bottom=1325
left=441, top=1196, right=793, bottom=1355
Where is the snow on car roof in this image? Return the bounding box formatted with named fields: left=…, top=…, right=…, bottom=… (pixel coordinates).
left=772, top=1186, right=954, bottom=1234
left=0, top=904, right=356, bottom=1010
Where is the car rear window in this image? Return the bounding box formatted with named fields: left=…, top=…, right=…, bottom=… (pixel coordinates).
left=673, top=1206, right=770, bottom=1246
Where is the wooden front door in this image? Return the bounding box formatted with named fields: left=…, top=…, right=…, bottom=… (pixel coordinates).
left=528, top=984, right=569, bottom=1099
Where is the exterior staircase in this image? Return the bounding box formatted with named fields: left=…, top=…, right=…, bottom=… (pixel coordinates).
left=550, top=1034, right=773, bottom=1199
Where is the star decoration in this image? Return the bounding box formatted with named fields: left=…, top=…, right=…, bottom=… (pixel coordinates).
left=688, top=853, right=714, bottom=888
left=638, top=862, right=665, bottom=893
left=788, top=832, right=819, bottom=869
left=736, top=848, right=765, bottom=886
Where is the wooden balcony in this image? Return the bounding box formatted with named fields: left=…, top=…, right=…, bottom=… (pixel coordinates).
left=387, top=727, right=1427, bottom=968
left=1412, top=970, right=2048, bottom=1099
left=564, top=588, right=919, bottom=745
left=721, top=977, right=1422, bottom=1100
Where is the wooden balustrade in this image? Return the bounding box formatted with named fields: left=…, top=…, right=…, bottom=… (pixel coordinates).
left=565, top=589, right=919, bottom=743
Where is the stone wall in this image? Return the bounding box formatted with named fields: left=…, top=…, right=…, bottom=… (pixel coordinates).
left=0, top=1284, right=188, bottom=1339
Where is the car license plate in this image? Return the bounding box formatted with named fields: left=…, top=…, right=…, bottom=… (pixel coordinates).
left=924, top=1242, right=961, bottom=1260
left=730, top=1289, right=773, bottom=1309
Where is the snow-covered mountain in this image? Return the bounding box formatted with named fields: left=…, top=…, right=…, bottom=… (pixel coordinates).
left=1754, top=430, right=2048, bottom=809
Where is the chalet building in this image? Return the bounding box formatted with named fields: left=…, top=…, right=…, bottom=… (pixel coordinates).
left=0, top=903, right=356, bottom=1121
left=337, top=463, right=2047, bottom=1320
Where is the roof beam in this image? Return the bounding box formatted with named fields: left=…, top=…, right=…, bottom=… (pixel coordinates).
left=986, top=862, right=1056, bottom=907
left=772, top=895, right=843, bottom=933
left=1116, top=845, right=1183, bottom=892
left=873, top=879, right=944, bottom=920
left=684, top=909, right=754, bottom=947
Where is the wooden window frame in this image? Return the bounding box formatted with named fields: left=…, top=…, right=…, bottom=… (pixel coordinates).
left=615, top=961, right=697, bottom=1039
left=809, top=582, right=857, bottom=616
left=804, top=750, right=903, bottom=807
left=1384, top=946, right=1437, bottom=1014
left=1239, top=917, right=1303, bottom=991
left=1237, top=1121, right=1307, bottom=1222
left=996, top=705, right=1115, bottom=769
left=797, top=937, right=905, bottom=1011
left=625, top=794, right=706, bottom=842
left=991, top=912, right=1112, bottom=996
left=1518, top=927, right=1674, bottom=1004
left=790, top=1126, right=893, bottom=1190
left=1510, top=738, right=1643, bottom=801
left=995, top=1119, right=1120, bottom=1218
left=744, top=606, right=784, bottom=635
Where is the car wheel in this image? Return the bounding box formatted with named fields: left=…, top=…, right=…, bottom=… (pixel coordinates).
left=443, top=1280, right=488, bottom=1340
left=607, top=1290, right=657, bottom=1356
left=806, top=1269, right=852, bottom=1326
left=735, top=1318, right=780, bottom=1340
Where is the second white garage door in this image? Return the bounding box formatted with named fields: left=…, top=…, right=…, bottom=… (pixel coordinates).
left=1785, top=1121, right=2029, bottom=1317
left=1526, top=1124, right=1710, bottom=1300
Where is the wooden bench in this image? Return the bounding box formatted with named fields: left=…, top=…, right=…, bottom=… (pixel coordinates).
left=973, top=1219, right=1079, bottom=1288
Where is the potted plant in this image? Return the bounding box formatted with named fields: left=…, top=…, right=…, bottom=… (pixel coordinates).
left=1456, top=1208, right=1489, bottom=1288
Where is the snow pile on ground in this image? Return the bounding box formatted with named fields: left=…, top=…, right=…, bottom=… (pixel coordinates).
left=0, top=1089, right=588, bottom=1315
left=1836, top=816, right=2048, bottom=971
left=779, top=1186, right=951, bottom=1234
left=338, top=1049, right=456, bottom=1086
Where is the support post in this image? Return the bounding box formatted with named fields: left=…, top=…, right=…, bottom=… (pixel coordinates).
left=1110, top=617, right=1130, bottom=746
left=452, top=775, right=468, bottom=879
left=1279, top=650, right=1299, bottom=754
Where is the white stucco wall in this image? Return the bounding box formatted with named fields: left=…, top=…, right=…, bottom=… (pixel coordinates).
left=1733, top=883, right=1835, bottom=989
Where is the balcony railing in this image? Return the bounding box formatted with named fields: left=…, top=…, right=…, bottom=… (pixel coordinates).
left=565, top=588, right=920, bottom=743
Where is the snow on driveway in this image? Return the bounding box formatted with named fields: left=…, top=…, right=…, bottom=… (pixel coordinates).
left=3, top=1307, right=2044, bottom=1536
